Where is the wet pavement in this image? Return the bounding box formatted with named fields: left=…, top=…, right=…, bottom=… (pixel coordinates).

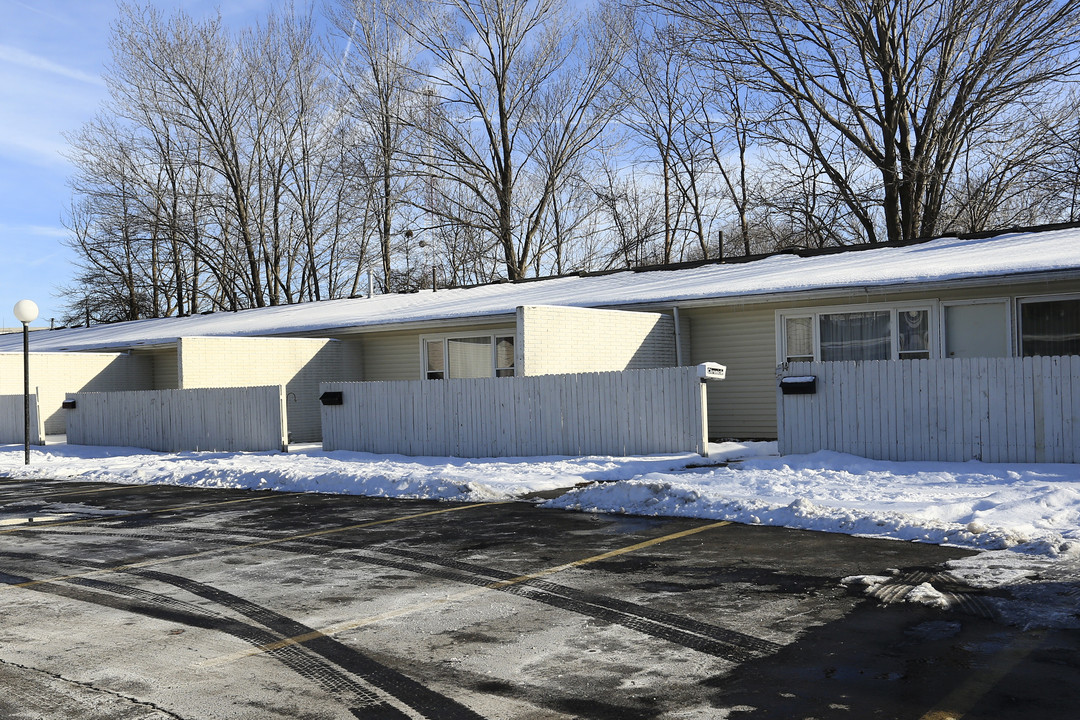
left=0, top=478, right=1077, bottom=719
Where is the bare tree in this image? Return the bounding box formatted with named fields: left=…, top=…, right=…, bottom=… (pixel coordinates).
left=690, top=63, right=757, bottom=256
left=63, top=108, right=206, bottom=322
left=329, top=0, right=420, bottom=291
left=1025, top=92, right=1080, bottom=223
left=62, top=2, right=367, bottom=321
left=616, top=18, right=692, bottom=263
left=398, top=0, right=630, bottom=280
left=655, top=0, right=1080, bottom=244
left=529, top=161, right=604, bottom=275
left=63, top=121, right=152, bottom=323
left=593, top=157, right=666, bottom=268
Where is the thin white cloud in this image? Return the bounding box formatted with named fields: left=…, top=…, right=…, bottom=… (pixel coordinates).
left=8, top=0, right=69, bottom=23
left=0, top=129, right=71, bottom=166
left=0, top=222, right=69, bottom=240
left=26, top=225, right=70, bottom=239
left=0, top=44, right=104, bottom=86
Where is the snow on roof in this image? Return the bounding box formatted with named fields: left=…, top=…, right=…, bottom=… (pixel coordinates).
left=5, top=225, right=1079, bottom=353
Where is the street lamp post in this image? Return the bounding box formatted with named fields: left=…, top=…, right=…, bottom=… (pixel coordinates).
left=13, top=300, right=38, bottom=465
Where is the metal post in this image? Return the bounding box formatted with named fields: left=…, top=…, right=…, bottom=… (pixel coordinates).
left=22, top=322, right=30, bottom=465
left=13, top=299, right=38, bottom=464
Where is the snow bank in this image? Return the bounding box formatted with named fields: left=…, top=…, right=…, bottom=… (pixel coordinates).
left=545, top=450, right=1080, bottom=556
left=0, top=442, right=705, bottom=502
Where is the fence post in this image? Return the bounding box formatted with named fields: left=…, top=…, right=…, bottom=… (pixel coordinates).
left=31, top=387, right=44, bottom=445
left=697, top=374, right=710, bottom=457
left=278, top=385, right=289, bottom=452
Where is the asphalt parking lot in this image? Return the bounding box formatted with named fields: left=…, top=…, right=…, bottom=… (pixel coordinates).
left=1, top=477, right=1078, bottom=720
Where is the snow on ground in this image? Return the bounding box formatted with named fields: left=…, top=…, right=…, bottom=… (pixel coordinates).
left=2, top=439, right=1078, bottom=626
left=0, top=440, right=710, bottom=502
left=547, top=448, right=1080, bottom=555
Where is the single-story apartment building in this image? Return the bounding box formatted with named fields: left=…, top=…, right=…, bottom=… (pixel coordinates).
left=1, top=223, right=1077, bottom=446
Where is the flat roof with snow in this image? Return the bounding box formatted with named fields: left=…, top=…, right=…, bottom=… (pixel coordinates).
left=6, top=225, right=1079, bottom=353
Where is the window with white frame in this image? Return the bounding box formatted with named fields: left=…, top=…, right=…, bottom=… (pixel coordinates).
left=494, top=336, right=515, bottom=377
left=780, top=305, right=933, bottom=363
left=819, top=310, right=891, bottom=361
left=784, top=316, right=814, bottom=362
left=896, top=309, right=931, bottom=359
left=425, top=338, right=446, bottom=379
left=943, top=300, right=1009, bottom=358
left=423, top=333, right=516, bottom=379
left=1019, top=295, right=1080, bottom=357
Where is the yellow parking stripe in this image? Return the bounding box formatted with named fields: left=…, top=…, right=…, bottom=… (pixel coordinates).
left=918, top=630, right=1046, bottom=720
left=490, top=520, right=732, bottom=588
left=197, top=520, right=732, bottom=668
left=1, top=484, right=139, bottom=500
left=1, top=501, right=507, bottom=590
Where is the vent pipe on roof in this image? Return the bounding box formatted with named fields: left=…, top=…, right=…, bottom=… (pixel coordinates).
left=368, top=269, right=374, bottom=298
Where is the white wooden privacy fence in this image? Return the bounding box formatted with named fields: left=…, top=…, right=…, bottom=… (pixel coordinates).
left=778, top=357, right=1080, bottom=463
left=322, top=367, right=709, bottom=458
left=0, top=392, right=44, bottom=445
left=65, top=386, right=288, bottom=453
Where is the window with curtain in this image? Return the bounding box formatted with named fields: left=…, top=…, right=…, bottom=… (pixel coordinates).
left=423, top=333, right=517, bottom=379
left=447, top=336, right=492, bottom=378
left=819, top=311, right=891, bottom=361
left=1021, top=298, right=1080, bottom=357
left=897, top=310, right=930, bottom=359
left=784, top=316, right=814, bottom=362
left=495, top=336, right=515, bottom=377
left=425, top=339, right=444, bottom=379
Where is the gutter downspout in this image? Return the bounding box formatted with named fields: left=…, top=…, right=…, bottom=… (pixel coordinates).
left=672, top=305, right=684, bottom=366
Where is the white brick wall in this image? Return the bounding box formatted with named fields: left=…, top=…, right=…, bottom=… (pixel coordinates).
left=0, top=351, right=153, bottom=434
left=178, top=337, right=360, bottom=442
left=517, top=306, right=677, bottom=375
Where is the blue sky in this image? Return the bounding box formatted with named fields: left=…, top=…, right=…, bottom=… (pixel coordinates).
left=0, top=0, right=282, bottom=329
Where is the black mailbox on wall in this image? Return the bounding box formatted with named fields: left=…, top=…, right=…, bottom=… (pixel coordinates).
left=780, top=376, right=817, bottom=395
left=319, top=391, right=344, bottom=406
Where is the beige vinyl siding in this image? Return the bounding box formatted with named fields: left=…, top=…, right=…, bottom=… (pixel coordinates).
left=686, top=305, right=778, bottom=439
left=358, top=324, right=517, bottom=381
left=840, top=279, right=1078, bottom=307
left=758, top=278, right=1079, bottom=314
left=355, top=330, right=422, bottom=381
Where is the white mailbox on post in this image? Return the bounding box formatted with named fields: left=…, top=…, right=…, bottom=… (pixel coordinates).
left=696, top=362, right=727, bottom=381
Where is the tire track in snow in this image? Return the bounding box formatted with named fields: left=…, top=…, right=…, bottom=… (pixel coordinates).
left=0, top=556, right=483, bottom=719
